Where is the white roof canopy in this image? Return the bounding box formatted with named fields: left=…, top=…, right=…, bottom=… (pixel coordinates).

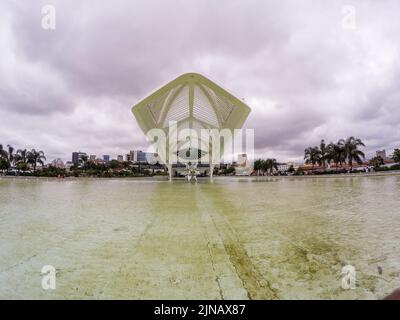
left=132, top=73, right=251, bottom=164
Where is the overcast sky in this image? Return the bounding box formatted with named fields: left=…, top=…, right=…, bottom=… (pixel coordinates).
left=1, top=0, right=399, bottom=163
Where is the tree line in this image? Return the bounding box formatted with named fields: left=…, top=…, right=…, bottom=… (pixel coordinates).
left=304, top=137, right=365, bottom=172
left=0, top=144, right=46, bottom=172
left=253, top=158, right=279, bottom=175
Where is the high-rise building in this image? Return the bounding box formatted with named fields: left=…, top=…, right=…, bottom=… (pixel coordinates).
left=103, top=155, right=110, bottom=162
left=72, top=152, right=79, bottom=165
left=132, top=150, right=145, bottom=162
left=131, top=150, right=158, bottom=163
left=89, top=155, right=96, bottom=161
left=72, top=152, right=87, bottom=166
left=125, top=153, right=132, bottom=162
left=376, top=150, right=387, bottom=159
left=117, top=155, right=124, bottom=162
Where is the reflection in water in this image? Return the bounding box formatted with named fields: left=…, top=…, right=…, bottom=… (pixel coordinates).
left=0, top=176, right=399, bottom=299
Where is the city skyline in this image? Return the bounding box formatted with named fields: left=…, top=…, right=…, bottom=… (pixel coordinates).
left=1, top=1, right=400, bottom=162
left=55, top=146, right=395, bottom=166
left=2, top=136, right=397, bottom=166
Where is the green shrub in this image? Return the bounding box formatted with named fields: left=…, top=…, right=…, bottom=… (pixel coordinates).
left=375, top=164, right=400, bottom=171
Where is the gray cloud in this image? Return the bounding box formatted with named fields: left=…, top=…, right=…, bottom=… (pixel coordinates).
left=0, top=0, right=399, bottom=162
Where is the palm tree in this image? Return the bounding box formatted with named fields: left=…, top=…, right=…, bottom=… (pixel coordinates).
left=369, top=156, right=384, bottom=169
left=0, top=158, right=9, bottom=172
left=80, top=154, right=88, bottom=168
left=263, top=158, right=278, bottom=175
left=393, top=148, right=400, bottom=163
left=15, top=149, right=28, bottom=164
left=27, top=149, right=46, bottom=172
left=7, top=144, right=15, bottom=166
left=304, top=146, right=321, bottom=172
left=254, top=159, right=263, bottom=176
left=0, top=144, right=8, bottom=159
left=343, top=136, right=365, bottom=171
left=319, top=139, right=329, bottom=171
left=15, top=149, right=29, bottom=172
left=327, top=141, right=346, bottom=171
left=0, top=144, right=10, bottom=173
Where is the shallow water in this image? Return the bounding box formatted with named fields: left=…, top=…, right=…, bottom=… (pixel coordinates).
left=0, top=175, right=399, bottom=299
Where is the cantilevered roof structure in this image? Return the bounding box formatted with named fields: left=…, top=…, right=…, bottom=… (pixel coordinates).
left=131, top=73, right=251, bottom=177
left=132, top=72, right=250, bottom=133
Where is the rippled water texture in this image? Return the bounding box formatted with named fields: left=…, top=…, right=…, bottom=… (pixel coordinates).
left=0, top=175, right=399, bottom=299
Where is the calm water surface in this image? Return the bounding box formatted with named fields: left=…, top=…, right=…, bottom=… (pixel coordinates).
left=0, top=175, right=399, bottom=299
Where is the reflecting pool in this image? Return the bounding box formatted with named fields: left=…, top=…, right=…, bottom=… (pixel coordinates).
left=0, top=175, right=399, bottom=299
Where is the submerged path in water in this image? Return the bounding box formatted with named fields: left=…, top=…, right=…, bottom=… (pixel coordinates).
left=0, top=176, right=399, bottom=299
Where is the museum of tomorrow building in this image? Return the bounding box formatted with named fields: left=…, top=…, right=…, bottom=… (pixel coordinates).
left=131, top=73, right=252, bottom=179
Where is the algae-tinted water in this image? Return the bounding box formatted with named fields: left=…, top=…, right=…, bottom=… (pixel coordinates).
left=0, top=176, right=399, bottom=299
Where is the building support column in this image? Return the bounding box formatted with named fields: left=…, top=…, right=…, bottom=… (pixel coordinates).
left=167, top=164, right=172, bottom=181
